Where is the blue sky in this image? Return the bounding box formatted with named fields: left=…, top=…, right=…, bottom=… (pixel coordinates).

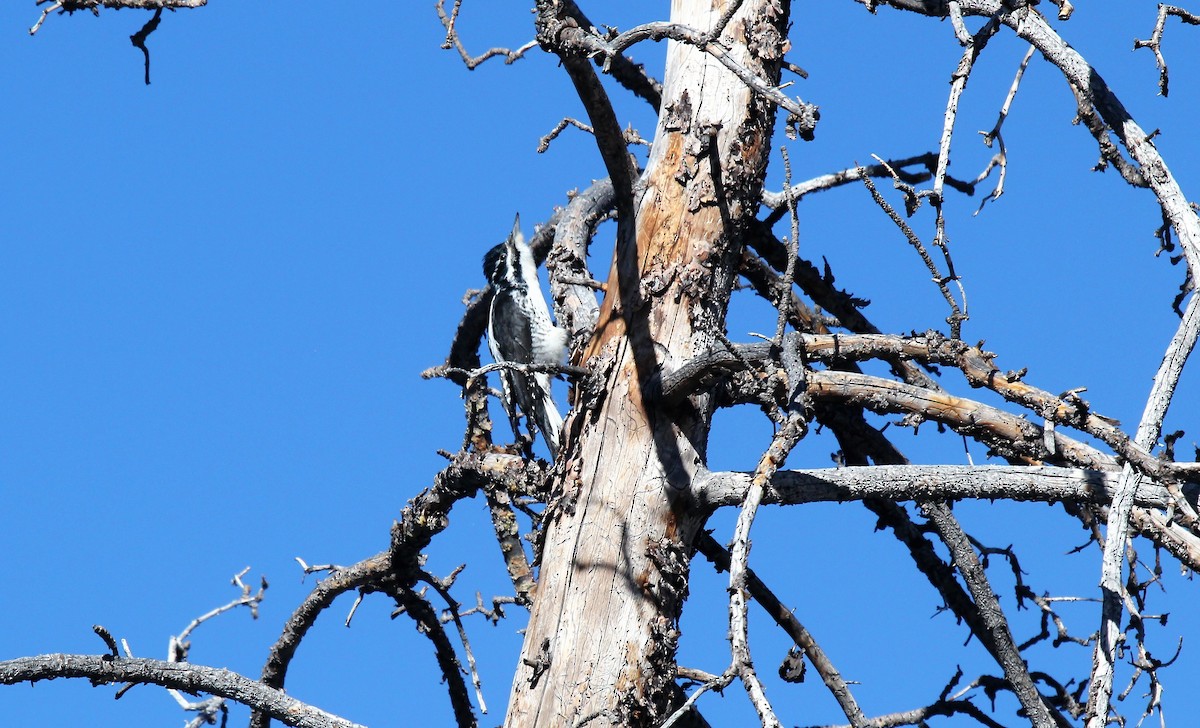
left=2, top=2, right=1199, bottom=726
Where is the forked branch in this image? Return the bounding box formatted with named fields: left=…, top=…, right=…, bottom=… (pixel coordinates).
left=1134, top=4, right=1200, bottom=97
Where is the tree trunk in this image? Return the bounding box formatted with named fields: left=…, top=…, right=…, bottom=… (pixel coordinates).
left=505, top=2, right=788, bottom=725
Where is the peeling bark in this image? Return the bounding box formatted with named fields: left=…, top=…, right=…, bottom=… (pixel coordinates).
left=504, top=2, right=789, bottom=725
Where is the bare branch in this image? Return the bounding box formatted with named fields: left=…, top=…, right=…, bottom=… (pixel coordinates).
left=537, top=117, right=646, bottom=154
left=805, top=691, right=1007, bottom=728
left=1130, top=506, right=1200, bottom=570
left=1019, top=593, right=1097, bottom=652
left=931, top=8, right=1000, bottom=277
left=394, top=584, right=479, bottom=726
left=560, top=0, right=664, bottom=110
left=424, top=359, right=587, bottom=385
left=695, top=464, right=1197, bottom=512
left=727, top=414, right=808, bottom=727
left=252, top=552, right=391, bottom=728
left=173, top=568, right=266, bottom=655
left=423, top=567, right=488, bottom=714
left=0, top=654, right=361, bottom=728
left=661, top=667, right=733, bottom=728
left=538, top=10, right=819, bottom=140
left=128, top=8, right=162, bottom=85
left=485, top=487, right=536, bottom=606
left=1088, top=290, right=1200, bottom=725
left=878, top=0, right=1200, bottom=274
left=775, top=146, right=801, bottom=343
left=252, top=452, right=541, bottom=728
left=696, top=533, right=869, bottom=727
left=535, top=5, right=639, bottom=227
left=761, top=152, right=976, bottom=214
left=921, top=502, right=1058, bottom=726
left=547, top=179, right=615, bottom=349
left=153, top=569, right=268, bottom=719
left=807, top=368, right=1115, bottom=469
left=661, top=332, right=1200, bottom=486
left=30, top=0, right=205, bottom=35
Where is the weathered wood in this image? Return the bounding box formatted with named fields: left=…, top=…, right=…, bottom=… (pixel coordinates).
left=505, top=1, right=789, bottom=725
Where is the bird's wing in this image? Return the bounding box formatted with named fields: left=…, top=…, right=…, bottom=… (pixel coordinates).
left=489, top=288, right=535, bottom=364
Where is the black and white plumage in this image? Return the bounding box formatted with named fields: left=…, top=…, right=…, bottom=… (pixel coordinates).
left=483, top=215, right=568, bottom=458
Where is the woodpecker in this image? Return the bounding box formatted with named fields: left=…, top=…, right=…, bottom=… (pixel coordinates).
left=482, top=214, right=568, bottom=459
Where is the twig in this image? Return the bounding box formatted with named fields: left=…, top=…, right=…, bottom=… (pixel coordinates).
left=933, top=9, right=999, bottom=240
left=1133, top=5, right=1200, bottom=97
left=1019, top=593, right=1099, bottom=651
left=805, top=696, right=1007, bottom=728
left=975, top=44, right=1035, bottom=213
left=774, top=146, right=800, bottom=343
left=422, top=570, right=489, bottom=715
left=422, top=360, right=587, bottom=384
left=451, top=592, right=520, bottom=624
left=172, top=568, right=266, bottom=655
left=440, top=0, right=462, bottom=47
left=537, top=117, right=595, bottom=153
left=860, top=166, right=966, bottom=337
left=163, top=568, right=267, bottom=719
left=659, top=667, right=734, bottom=728
left=129, top=8, right=162, bottom=85
left=435, top=0, right=536, bottom=69
left=929, top=8, right=999, bottom=337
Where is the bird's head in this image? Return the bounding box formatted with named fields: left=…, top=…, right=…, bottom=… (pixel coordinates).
left=482, top=214, right=527, bottom=289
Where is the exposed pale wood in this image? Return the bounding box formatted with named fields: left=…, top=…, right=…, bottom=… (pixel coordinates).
left=505, top=1, right=787, bottom=724
left=695, top=465, right=1197, bottom=511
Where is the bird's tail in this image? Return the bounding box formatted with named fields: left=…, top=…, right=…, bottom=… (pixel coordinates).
left=531, top=373, right=563, bottom=459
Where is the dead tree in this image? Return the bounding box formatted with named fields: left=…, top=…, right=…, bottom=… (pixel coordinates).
left=5, top=2, right=1200, bottom=727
